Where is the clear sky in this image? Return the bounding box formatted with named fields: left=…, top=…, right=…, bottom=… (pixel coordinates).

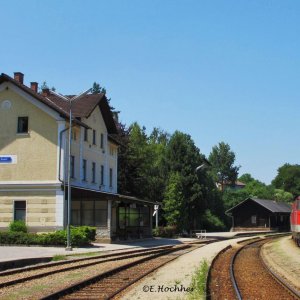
left=1, top=0, right=300, bottom=184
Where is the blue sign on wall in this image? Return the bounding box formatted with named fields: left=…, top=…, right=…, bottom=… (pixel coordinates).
left=0, top=156, right=16, bottom=164
left=0, top=157, right=12, bottom=163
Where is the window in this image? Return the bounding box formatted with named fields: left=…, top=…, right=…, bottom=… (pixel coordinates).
left=100, top=133, right=104, bottom=149
left=117, top=205, right=149, bottom=228
left=109, top=168, right=113, bottom=188
left=84, top=128, right=88, bottom=142
left=82, top=201, right=94, bottom=226
left=14, top=201, right=26, bottom=221
left=100, top=165, right=104, bottom=185
left=92, top=130, right=96, bottom=145
left=95, top=201, right=107, bottom=226
left=82, top=159, right=87, bottom=181
left=140, top=206, right=150, bottom=227
left=128, top=207, right=139, bottom=226
left=70, top=156, right=75, bottom=178
left=71, top=200, right=81, bottom=226
left=251, top=215, right=257, bottom=224
left=92, top=162, right=96, bottom=183
left=71, top=129, right=76, bottom=141
left=109, top=146, right=114, bottom=156
left=17, top=117, right=28, bottom=133
left=71, top=199, right=107, bottom=227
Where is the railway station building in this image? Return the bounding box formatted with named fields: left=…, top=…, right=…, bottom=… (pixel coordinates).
left=226, top=197, right=291, bottom=232
left=0, top=72, right=155, bottom=242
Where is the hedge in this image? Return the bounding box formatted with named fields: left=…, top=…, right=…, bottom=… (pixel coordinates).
left=0, top=226, right=96, bottom=247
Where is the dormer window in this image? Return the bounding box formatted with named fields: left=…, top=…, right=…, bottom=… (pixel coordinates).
left=17, top=117, right=28, bottom=134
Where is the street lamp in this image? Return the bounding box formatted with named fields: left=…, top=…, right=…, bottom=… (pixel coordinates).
left=192, top=159, right=211, bottom=235
left=195, top=159, right=211, bottom=173
left=51, top=89, right=91, bottom=251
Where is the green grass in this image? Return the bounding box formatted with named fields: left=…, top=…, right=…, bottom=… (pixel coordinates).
left=1, top=284, right=49, bottom=300
left=67, top=251, right=103, bottom=258
left=52, top=254, right=67, bottom=261
left=188, top=259, right=209, bottom=300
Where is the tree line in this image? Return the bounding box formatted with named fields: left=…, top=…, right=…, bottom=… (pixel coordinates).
left=116, top=122, right=300, bottom=232
left=92, top=82, right=299, bottom=232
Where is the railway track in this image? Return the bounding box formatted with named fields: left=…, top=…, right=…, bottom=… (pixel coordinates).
left=231, top=238, right=300, bottom=300
left=0, top=243, right=204, bottom=299
left=0, top=244, right=177, bottom=288
left=208, top=236, right=300, bottom=300
left=40, top=244, right=197, bottom=300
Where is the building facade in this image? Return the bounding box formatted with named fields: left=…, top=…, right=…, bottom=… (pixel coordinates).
left=0, top=72, right=154, bottom=242
left=226, top=198, right=291, bottom=232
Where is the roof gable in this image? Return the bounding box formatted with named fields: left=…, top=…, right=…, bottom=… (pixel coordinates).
left=0, top=73, right=118, bottom=133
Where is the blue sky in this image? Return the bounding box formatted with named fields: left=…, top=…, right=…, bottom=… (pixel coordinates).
left=1, top=0, right=300, bottom=184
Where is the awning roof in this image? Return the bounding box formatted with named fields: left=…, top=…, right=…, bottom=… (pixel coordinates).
left=68, top=185, right=160, bottom=205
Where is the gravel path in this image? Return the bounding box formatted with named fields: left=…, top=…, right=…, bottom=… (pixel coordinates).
left=120, top=237, right=251, bottom=300
left=261, top=235, right=300, bottom=291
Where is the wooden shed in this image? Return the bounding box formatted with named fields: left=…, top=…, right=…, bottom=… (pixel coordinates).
left=226, top=198, right=291, bottom=232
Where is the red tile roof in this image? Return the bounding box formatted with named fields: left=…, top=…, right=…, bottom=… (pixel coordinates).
left=0, top=73, right=118, bottom=134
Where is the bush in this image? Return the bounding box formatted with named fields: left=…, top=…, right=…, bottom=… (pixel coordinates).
left=9, top=220, right=28, bottom=233
left=0, top=226, right=96, bottom=247
left=0, top=232, right=37, bottom=245
left=152, top=226, right=177, bottom=238
left=72, top=226, right=96, bottom=242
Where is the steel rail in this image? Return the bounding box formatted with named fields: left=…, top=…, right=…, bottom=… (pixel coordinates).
left=40, top=244, right=193, bottom=300
left=230, top=236, right=299, bottom=300
left=0, top=244, right=173, bottom=277
left=206, top=245, right=232, bottom=300
left=0, top=245, right=177, bottom=289
left=229, top=238, right=272, bottom=300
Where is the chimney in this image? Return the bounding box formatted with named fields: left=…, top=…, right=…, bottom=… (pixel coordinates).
left=42, top=88, right=50, bottom=96
left=30, top=82, right=38, bottom=93
left=14, top=72, right=24, bottom=84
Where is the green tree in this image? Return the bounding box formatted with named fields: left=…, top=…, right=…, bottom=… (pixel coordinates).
left=117, top=123, right=168, bottom=204
left=164, top=131, right=220, bottom=232
left=163, top=172, right=184, bottom=227
left=208, top=142, right=240, bottom=191
left=238, top=173, right=255, bottom=184
left=273, top=189, right=293, bottom=203
left=243, top=180, right=274, bottom=199
left=272, top=163, right=300, bottom=197
left=91, top=82, right=106, bottom=94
